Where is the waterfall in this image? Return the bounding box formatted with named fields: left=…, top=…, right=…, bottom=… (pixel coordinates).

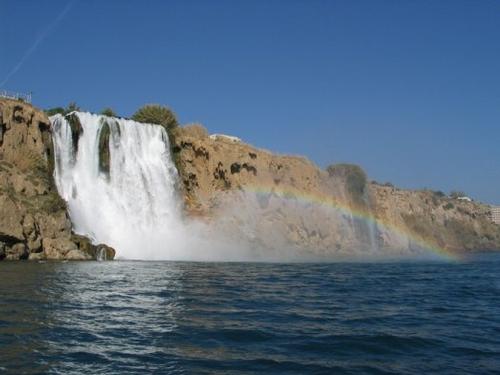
left=96, top=247, right=107, bottom=261
left=51, top=112, right=181, bottom=259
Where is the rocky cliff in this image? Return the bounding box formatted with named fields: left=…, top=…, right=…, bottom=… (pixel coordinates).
left=1, top=99, right=497, bottom=261
left=371, top=184, right=500, bottom=253
left=171, top=125, right=500, bottom=259
left=0, top=99, right=114, bottom=260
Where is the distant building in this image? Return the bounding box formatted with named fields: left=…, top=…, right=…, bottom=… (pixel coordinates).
left=457, top=196, right=472, bottom=202
left=491, top=206, right=500, bottom=225
left=209, top=134, right=242, bottom=143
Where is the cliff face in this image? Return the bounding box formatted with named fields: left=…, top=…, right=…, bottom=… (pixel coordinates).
left=1, top=99, right=497, bottom=260
left=172, top=126, right=500, bottom=258
left=0, top=99, right=114, bottom=260
left=371, top=185, right=500, bottom=253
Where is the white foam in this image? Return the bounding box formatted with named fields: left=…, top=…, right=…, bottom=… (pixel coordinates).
left=51, top=112, right=184, bottom=260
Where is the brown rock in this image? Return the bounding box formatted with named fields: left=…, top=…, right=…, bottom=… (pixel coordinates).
left=0, top=195, right=24, bottom=241
left=28, top=252, right=45, bottom=261
left=95, top=244, right=116, bottom=260
left=70, top=234, right=115, bottom=260
left=65, top=249, right=92, bottom=260
left=42, top=237, right=78, bottom=258
left=0, top=99, right=113, bottom=261
left=172, top=126, right=500, bottom=257
left=5, top=243, right=28, bottom=260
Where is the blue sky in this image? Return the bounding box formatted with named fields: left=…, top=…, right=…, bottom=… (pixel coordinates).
left=1, top=0, right=499, bottom=203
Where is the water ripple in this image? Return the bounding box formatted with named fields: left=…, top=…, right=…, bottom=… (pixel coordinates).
left=1, top=255, right=500, bottom=374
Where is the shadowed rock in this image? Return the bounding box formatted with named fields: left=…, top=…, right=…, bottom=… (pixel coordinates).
left=0, top=99, right=115, bottom=261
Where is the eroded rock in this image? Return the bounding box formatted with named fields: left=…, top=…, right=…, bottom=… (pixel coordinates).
left=5, top=243, right=28, bottom=260
left=172, top=124, right=500, bottom=257
left=0, top=99, right=113, bottom=261
left=96, top=244, right=116, bottom=260
left=66, top=249, right=92, bottom=260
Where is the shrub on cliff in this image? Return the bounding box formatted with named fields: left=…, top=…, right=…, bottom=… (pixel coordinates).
left=433, top=190, right=446, bottom=198
left=132, top=104, right=178, bottom=130
left=182, top=123, right=208, bottom=139
left=45, top=102, right=81, bottom=116
left=101, top=107, right=117, bottom=117
left=66, top=102, right=80, bottom=113
left=45, top=107, right=66, bottom=116
left=326, top=163, right=368, bottom=205
left=443, top=202, right=454, bottom=210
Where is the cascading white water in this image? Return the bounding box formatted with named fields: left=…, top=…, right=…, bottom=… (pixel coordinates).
left=49, top=112, right=388, bottom=262
left=51, top=112, right=182, bottom=259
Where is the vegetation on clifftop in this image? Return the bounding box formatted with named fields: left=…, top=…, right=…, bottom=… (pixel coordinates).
left=132, top=104, right=179, bottom=131
left=132, top=104, right=182, bottom=182
left=101, top=107, right=117, bottom=117
left=45, top=102, right=81, bottom=116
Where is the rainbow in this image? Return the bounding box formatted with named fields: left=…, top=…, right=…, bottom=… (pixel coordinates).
left=243, top=184, right=461, bottom=261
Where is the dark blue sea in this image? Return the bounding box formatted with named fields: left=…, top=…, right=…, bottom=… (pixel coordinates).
left=1, top=254, right=500, bottom=374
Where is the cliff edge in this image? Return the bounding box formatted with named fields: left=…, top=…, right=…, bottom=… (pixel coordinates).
left=172, top=125, right=500, bottom=258
left=0, top=99, right=114, bottom=260
left=1, top=99, right=497, bottom=260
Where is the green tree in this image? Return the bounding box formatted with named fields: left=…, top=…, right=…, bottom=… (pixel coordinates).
left=66, top=102, right=80, bottom=113
left=101, top=107, right=117, bottom=117
left=45, top=107, right=66, bottom=116
left=326, top=163, right=368, bottom=205
left=443, top=202, right=454, bottom=210
left=45, top=102, right=82, bottom=117
left=132, top=104, right=178, bottom=130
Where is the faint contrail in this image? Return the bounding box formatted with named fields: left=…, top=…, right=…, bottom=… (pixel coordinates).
left=0, top=0, right=76, bottom=87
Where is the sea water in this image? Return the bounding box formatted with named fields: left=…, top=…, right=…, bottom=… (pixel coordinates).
left=1, top=254, right=499, bottom=374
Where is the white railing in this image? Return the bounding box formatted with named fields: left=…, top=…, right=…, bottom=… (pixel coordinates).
left=0, top=90, right=32, bottom=103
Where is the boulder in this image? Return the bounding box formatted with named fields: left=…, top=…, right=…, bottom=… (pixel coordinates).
left=0, top=195, right=25, bottom=241
left=28, top=252, right=45, bottom=261
left=96, top=244, right=116, bottom=260
left=5, top=243, right=28, bottom=260
left=42, top=237, right=77, bottom=259
left=22, top=214, right=42, bottom=253
left=65, top=249, right=92, bottom=260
